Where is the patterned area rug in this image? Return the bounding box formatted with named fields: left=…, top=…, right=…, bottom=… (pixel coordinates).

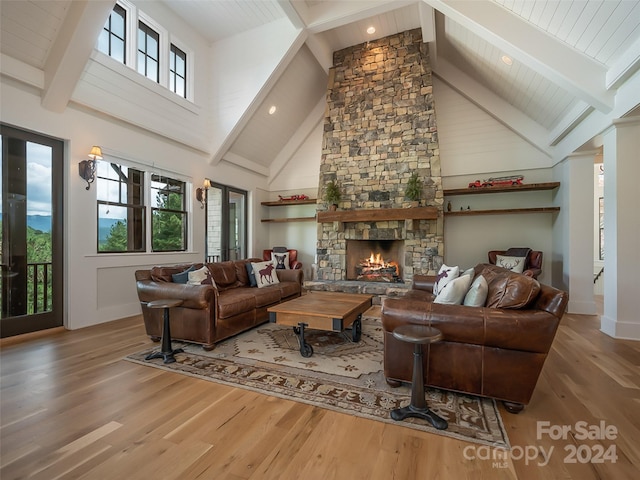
left=126, top=315, right=509, bottom=448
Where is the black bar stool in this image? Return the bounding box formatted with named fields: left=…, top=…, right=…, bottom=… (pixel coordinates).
left=145, top=299, right=184, bottom=364
left=390, top=324, right=448, bottom=430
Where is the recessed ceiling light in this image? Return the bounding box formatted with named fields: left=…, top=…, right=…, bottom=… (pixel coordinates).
left=367, top=26, right=376, bottom=35
left=268, top=105, right=277, bottom=115
left=501, top=55, right=513, bottom=66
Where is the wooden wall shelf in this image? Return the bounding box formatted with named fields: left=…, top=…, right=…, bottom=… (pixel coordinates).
left=444, top=207, right=560, bottom=217
left=443, top=182, right=560, bottom=196
left=261, top=198, right=317, bottom=206
left=261, top=216, right=316, bottom=223
left=317, top=206, right=438, bottom=223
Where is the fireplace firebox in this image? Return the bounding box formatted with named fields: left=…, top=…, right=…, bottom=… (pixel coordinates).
left=346, top=240, right=404, bottom=283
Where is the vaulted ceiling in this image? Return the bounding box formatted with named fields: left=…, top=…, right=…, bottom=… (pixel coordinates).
left=2, top=0, right=639, bottom=175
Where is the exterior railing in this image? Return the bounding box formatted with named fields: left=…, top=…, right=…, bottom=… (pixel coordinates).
left=28, top=262, right=52, bottom=313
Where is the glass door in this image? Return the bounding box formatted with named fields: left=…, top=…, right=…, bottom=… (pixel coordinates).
left=1, top=124, right=63, bottom=337
left=205, top=183, right=246, bottom=262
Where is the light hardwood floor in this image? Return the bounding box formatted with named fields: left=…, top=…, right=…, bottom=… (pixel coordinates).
left=1, top=303, right=638, bottom=480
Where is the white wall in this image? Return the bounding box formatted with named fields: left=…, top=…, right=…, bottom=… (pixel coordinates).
left=1, top=76, right=269, bottom=330
left=433, top=78, right=559, bottom=286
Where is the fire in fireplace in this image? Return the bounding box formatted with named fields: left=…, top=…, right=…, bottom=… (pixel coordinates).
left=356, top=252, right=400, bottom=283
left=346, top=240, right=404, bottom=283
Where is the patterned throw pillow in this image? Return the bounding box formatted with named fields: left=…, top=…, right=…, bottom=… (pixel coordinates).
left=271, top=251, right=290, bottom=269
left=433, top=264, right=460, bottom=295
left=251, top=260, right=280, bottom=289
left=495, top=255, right=526, bottom=273
left=187, top=266, right=216, bottom=287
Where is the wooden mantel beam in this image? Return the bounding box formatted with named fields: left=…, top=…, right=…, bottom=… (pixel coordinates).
left=317, top=207, right=439, bottom=223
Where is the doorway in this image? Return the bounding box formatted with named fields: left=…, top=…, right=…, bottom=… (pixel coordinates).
left=1, top=124, right=64, bottom=337
left=205, top=183, right=247, bottom=262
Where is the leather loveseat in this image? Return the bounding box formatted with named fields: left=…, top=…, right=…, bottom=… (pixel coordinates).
left=381, top=263, right=568, bottom=413
left=135, top=258, right=303, bottom=351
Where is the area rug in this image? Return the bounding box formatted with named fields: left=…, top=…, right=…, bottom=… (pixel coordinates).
left=125, top=315, right=509, bottom=449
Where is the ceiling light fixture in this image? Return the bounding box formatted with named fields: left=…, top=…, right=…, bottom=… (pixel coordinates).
left=367, top=26, right=376, bottom=35
left=501, top=55, right=513, bottom=66
left=268, top=105, right=277, bottom=115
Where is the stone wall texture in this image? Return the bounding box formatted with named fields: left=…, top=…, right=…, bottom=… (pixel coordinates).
left=317, top=28, right=444, bottom=282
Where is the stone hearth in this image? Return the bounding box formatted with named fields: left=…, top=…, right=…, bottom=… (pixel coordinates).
left=316, top=28, right=444, bottom=284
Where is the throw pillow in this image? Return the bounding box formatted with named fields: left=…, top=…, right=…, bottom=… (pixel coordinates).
left=171, top=265, right=195, bottom=284
left=495, top=255, right=526, bottom=274
left=271, top=251, right=290, bottom=270
left=251, top=260, right=280, bottom=288
left=245, top=262, right=258, bottom=287
left=187, top=266, right=216, bottom=287
left=485, top=272, right=540, bottom=309
left=433, top=264, right=460, bottom=295
left=434, top=274, right=472, bottom=305
left=463, top=274, right=489, bottom=307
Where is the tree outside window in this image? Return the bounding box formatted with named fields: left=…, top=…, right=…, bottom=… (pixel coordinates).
left=151, top=175, right=187, bottom=252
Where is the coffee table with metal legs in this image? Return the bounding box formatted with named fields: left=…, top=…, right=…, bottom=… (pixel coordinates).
left=390, top=324, right=448, bottom=430
left=145, top=299, right=184, bottom=364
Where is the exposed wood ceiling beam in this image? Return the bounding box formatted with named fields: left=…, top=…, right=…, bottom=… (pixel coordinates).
left=423, top=0, right=614, bottom=113
left=606, top=35, right=640, bottom=90
left=41, top=0, right=114, bottom=112
left=418, top=1, right=436, bottom=43
left=433, top=57, right=554, bottom=158
left=222, top=151, right=269, bottom=177
left=303, top=0, right=415, bottom=34
left=548, top=102, right=594, bottom=147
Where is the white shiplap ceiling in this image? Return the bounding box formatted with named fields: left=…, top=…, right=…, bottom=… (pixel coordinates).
left=0, top=0, right=72, bottom=69
left=1, top=0, right=639, bottom=171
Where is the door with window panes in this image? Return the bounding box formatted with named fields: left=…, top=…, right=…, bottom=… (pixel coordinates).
left=206, top=183, right=246, bottom=262
left=1, top=124, right=63, bottom=337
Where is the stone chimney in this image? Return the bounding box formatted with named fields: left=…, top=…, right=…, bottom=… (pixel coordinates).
left=317, top=29, right=444, bottom=282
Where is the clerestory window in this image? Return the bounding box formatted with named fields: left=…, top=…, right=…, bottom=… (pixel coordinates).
left=97, top=3, right=126, bottom=64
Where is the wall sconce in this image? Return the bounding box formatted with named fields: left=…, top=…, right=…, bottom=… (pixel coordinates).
left=196, top=178, right=211, bottom=209
left=78, top=146, right=102, bottom=190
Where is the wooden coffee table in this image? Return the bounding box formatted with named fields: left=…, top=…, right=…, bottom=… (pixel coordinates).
left=268, top=291, right=373, bottom=357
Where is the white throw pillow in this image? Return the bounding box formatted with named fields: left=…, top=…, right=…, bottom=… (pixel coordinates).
left=495, top=255, right=526, bottom=273
left=251, top=260, right=280, bottom=288
left=461, top=267, right=475, bottom=278
left=187, top=266, right=216, bottom=287
left=434, top=274, right=472, bottom=305
left=433, top=264, right=460, bottom=295
left=463, top=275, right=489, bottom=307
left=271, top=251, right=290, bottom=269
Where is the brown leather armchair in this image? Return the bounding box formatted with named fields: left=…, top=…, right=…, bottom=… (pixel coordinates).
left=263, top=249, right=302, bottom=270
left=488, top=247, right=542, bottom=279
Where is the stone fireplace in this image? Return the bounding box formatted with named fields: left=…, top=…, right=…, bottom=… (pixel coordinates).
left=316, top=29, right=444, bottom=284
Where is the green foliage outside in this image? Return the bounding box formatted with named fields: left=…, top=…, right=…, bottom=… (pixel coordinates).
left=0, top=219, right=53, bottom=315
left=152, top=192, right=185, bottom=251
left=99, top=191, right=185, bottom=252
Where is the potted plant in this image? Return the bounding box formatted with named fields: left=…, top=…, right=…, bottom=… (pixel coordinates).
left=324, top=180, right=341, bottom=211
left=405, top=172, right=422, bottom=206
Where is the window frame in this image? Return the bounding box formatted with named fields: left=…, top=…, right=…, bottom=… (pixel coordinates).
left=150, top=174, right=188, bottom=252
left=95, top=157, right=192, bottom=255
left=96, top=0, right=192, bottom=101
left=137, top=20, right=160, bottom=83
left=97, top=3, right=127, bottom=64
left=96, top=162, right=146, bottom=254
left=170, top=43, right=187, bottom=98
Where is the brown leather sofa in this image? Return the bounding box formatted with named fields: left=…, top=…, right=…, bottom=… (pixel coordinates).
left=381, top=264, right=568, bottom=413
left=135, top=258, right=303, bottom=350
